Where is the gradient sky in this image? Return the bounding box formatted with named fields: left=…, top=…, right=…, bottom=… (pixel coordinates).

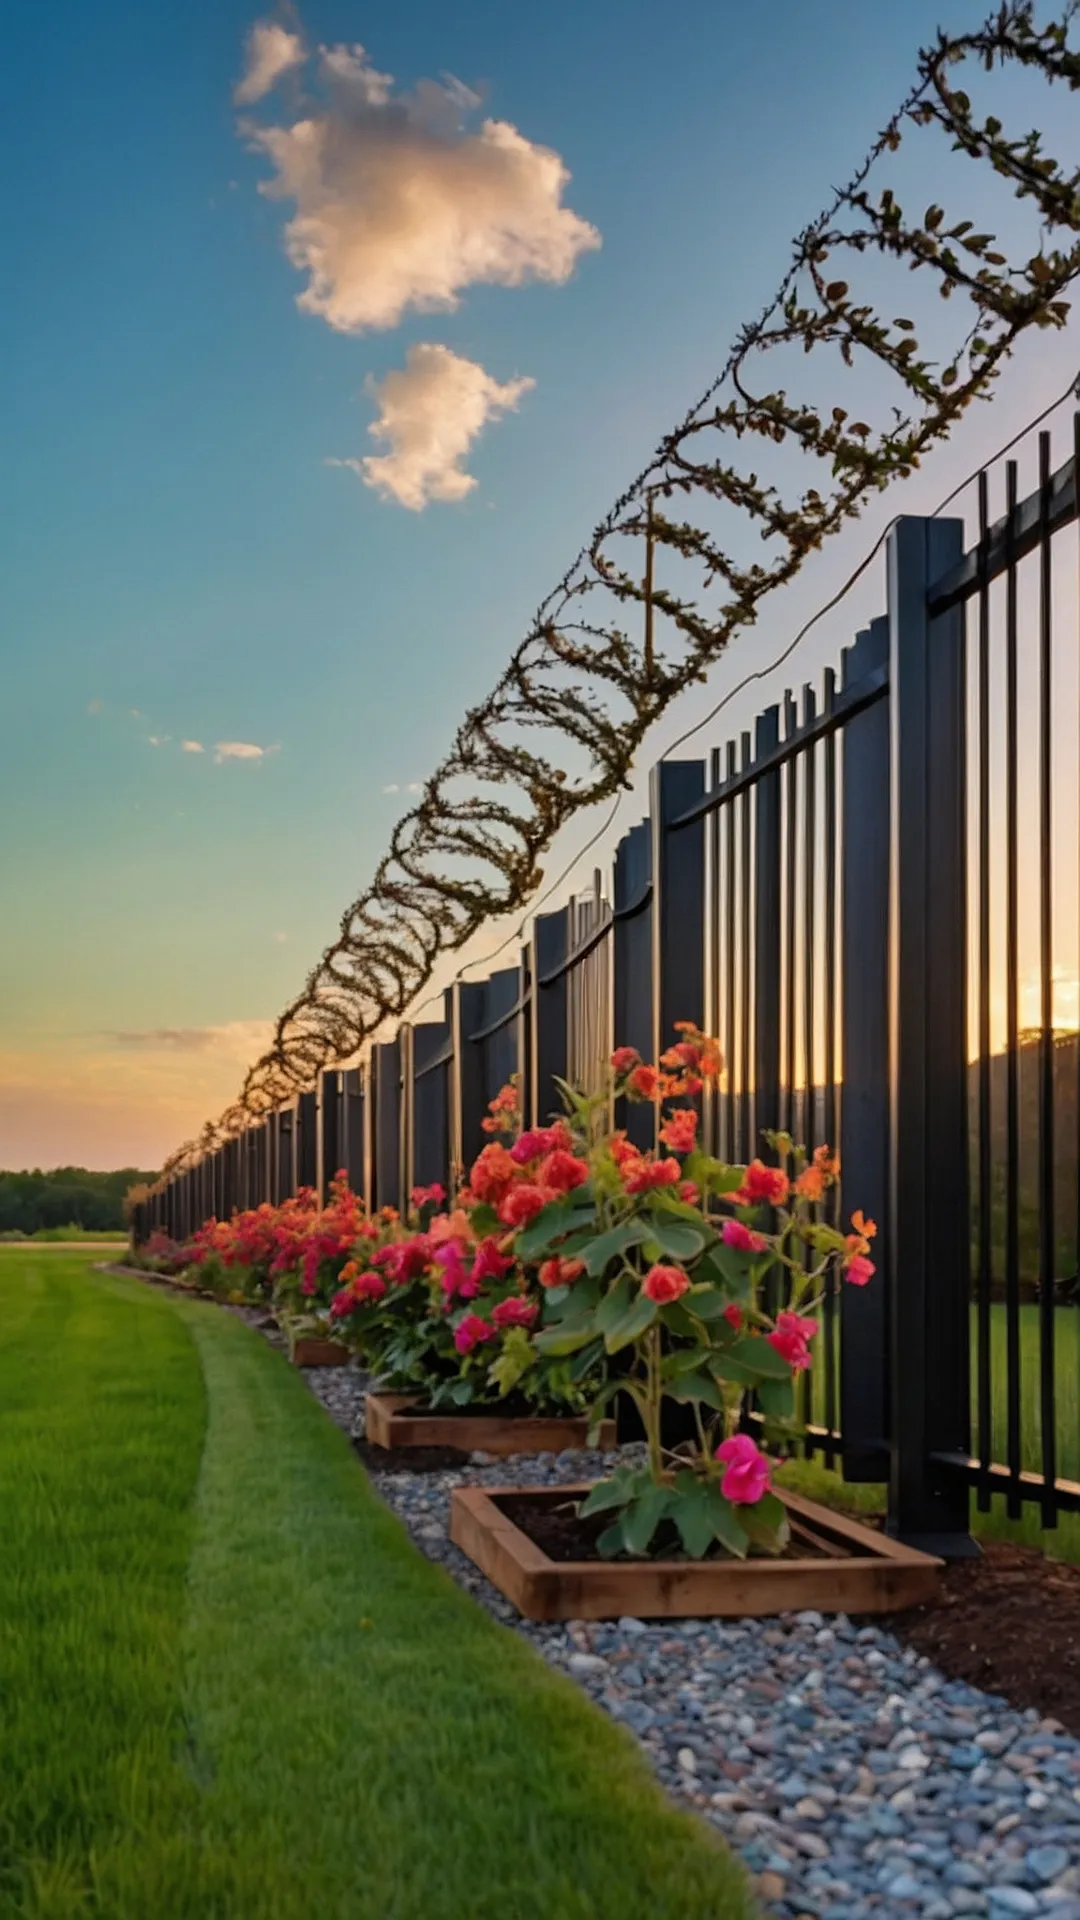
left=3, top=0, right=1078, bottom=1169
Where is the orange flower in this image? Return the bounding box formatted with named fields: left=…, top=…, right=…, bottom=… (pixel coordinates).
left=539, top=1256, right=586, bottom=1289
left=659, top=1107, right=698, bottom=1155
left=627, top=1063, right=659, bottom=1100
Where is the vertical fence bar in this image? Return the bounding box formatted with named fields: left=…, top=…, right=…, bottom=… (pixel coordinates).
left=739, top=733, right=752, bottom=1160
left=840, top=620, right=891, bottom=1481
left=1005, top=459, right=1022, bottom=1517
left=452, top=981, right=487, bottom=1176
left=317, top=1069, right=342, bottom=1203
left=753, top=710, right=782, bottom=1156
left=532, top=905, right=570, bottom=1128
left=802, top=687, right=817, bottom=1151
left=650, top=759, right=706, bottom=1078
left=724, top=743, right=737, bottom=1161
left=1037, top=430, right=1058, bottom=1524
left=976, top=469, right=993, bottom=1511
left=888, top=515, right=974, bottom=1552
left=707, top=747, right=722, bottom=1159
left=821, top=667, right=839, bottom=1465
left=398, top=1026, right=414, bottom=1208
left=411, top=1020, right=451, bottom=1194
left=343, top=1069, right=365, bottom=1194
left=783, top=692, right=798, bottom=1139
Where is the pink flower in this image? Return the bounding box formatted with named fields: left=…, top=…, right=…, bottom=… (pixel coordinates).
left=722, top=1218, right=767, bottom=1254
left=611, top=1045, right=642, bottom=1074
left=767, top=1309, right=818, bottom=1372
left=471, top=1238, right=514, bottom=1284
left=410, top=1182, right=445, bottom=1209
left=510, top=1123, right=571, bottom=1166
left=844, top=1253, right=875, bottom=1287
left=659, top=1107, right=698, bottom=1154
left=716, top=1434, right=771, bottom=1505
left=536, top=1148, right=589, bottom=1194
left=351, top=1271, right=386, bottom=1304
left=329, top=1287, right=356, bottom=1319
left=641, top=1264, right=691, bottom=1305
left=435, top=1244, right=479, bottom=1301
left=454, top=1314, right=496, bottom=1355
left=498, top=1184, right=553, bottom=1228
left=492, top=1296, right=538, bottom=1330
left=722, top=1302, right=743, bottom=1331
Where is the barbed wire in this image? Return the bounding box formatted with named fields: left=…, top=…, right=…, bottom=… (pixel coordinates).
left=156, top=2, right=1080, bottom=1187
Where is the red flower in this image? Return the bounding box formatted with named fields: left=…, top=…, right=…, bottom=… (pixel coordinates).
left=492, top=1297, right=538, bottom=1330
left=627, top=1064, right=659, bottom=1100
left=767, top=1309, right=818, bottom=1372
left=658, top=1107, right=698, bottom=1154
left=623, top=1156, right=682, bottom=1194
left=641, top=1264, right=691, bottom=1305
left=716, top=1434, right=771, bottom=1505
left=611, top=1046, right=642, bottom=1074
left=510, top=1123, right=571, bottom=1165
left=350, top=1270, right=386, bottom=1303
left=722, top=1302, right=743, bottom=1331
left=454, top=1314, right=496, bottom=1354
left=679, top=1180, right=700, bottom=1205
left=468, top=1143, right=518, bottom=1205
left=742, top=1159, right=790, bottom=1207
left=536, top=1148, right=589, bottom=1194
left=722, top=1218, right=766, bottom=1254
left=539, top=1257, right=585, bottom=1289
left=435, top=1244, right=479, bottom=1301
left=329, top=1287, right=358, bottom=1318
left=844, top=1253, right=875, bottom=1287
left=498, top=1184, right=552, bottom=1228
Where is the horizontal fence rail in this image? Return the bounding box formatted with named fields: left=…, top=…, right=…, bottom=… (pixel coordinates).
left=139, top=411, right=1080, bottom=1554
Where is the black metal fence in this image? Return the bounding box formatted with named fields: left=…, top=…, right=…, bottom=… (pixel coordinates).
left=141, top=411, right=1080, bottom=1554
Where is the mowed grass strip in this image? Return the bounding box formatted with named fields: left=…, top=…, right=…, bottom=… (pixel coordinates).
left=0, top=1257, right=754, bottom=1920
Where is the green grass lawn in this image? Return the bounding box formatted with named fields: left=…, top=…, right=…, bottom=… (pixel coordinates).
left=0, top=1253, right=753, bottom=1920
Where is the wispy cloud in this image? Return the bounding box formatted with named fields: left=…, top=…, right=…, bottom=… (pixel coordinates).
left=234, top=21, right=305, bottom=105
left=180, top=740, right=205, bottom=753
left=330, top=343, right=534, bottom=511
left=214, top=740, right=277, bottom=764
left=381, top=780, right=423, bottom=795
left=87, top=698, right=103, bottom=716
left=147, top=735, right=170, bottom=748
left=240, top=34, right=600, bottom=334
left=105, top=1020, right=274, bottom=1056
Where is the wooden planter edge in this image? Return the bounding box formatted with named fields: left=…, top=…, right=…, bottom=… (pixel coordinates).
left=449, top=1482, right=943, bottom=1621
left=365, top=1391, right=616, bottom=1458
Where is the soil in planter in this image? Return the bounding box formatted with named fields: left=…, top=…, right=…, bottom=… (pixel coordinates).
left=353, top=1438, right=470, bottom=1474
left=872, top=1539, right=1080, bottom=1737
left=387, top=1390, right=572, bottom=1421
left=495, top=1489, right=862, bottom=1565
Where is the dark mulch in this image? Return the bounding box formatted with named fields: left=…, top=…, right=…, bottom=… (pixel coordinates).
left=874, top=1539, right=1080, bottom=1736
left=495, top=1489, right=841, bottom=1564
left=352, top=1438, right=470, bottom=1474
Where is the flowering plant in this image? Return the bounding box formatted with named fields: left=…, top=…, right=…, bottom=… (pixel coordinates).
left=474, top=1026, right=875, bottom=1560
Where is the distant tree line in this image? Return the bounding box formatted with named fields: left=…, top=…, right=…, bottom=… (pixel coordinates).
left=0, top=1168, right=158, bottom=1236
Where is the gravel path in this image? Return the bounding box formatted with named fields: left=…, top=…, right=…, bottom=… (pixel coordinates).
left=304, top=1361, right=1080, bottom=1920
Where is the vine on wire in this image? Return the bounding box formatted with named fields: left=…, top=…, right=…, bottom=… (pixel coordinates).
left=155, top=3, right=1080, bottom=1188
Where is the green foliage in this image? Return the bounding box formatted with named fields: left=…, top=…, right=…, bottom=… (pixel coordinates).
left=0, top=1167, right=157, bottom=1236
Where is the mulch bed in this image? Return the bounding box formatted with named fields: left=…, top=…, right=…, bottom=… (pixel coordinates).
left=352, top=1439, right=471, bottom=1474
left=874, top=1539, right=1080, bottom=1736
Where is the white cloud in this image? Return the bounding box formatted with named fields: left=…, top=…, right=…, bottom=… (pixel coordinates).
left=147, top=735, right=169, bottom=747
left=382, top=782, right=400, bottom=793
left=234, top=21, right=305, bottom=105
left=273, top=931, right=289, bottom=943
left=87, top=698, right=103, bottom=715
left=241, top=40, right=600, bottom=333
left=331, top=343, right=534, bottom=511
left=181, top=739, right=205, bottom=754
left=107, top=1019, right=275, bottom=1057
left=214, top=740, right=277, bottom=764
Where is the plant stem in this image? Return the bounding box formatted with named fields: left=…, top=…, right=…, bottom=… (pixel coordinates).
left=645, top=1326, right=664, bottom=1483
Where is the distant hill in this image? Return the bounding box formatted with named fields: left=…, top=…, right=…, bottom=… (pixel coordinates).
left=0, top=1168, right=158, bottom=1237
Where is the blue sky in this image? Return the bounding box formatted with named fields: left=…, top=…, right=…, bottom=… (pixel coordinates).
left=2, top=0, right=1076, bottom=1166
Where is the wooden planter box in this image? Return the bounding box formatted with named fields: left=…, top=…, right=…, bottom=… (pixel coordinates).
left=365, top=1392, right=617, bottom=1458
left=288, top=1333, right=351, bottom=1368
left=449, top=1482, right=942, bottom=1621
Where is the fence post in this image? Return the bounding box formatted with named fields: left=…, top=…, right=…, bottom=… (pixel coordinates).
left=840, top=619, right=892, bottom=1481
left=296, top=1091, right=318, bottom=1192
left=753, top=709, right=782, bottom=1151
left=343, top=1069, right=365, bottom=1194
left=531, top=905, right=570, bottom=1128
left=887, top=516, right=974, bottom=1553
left=317, top=1069, right=342, bottom=1202
left=412, top=1016, right=451, bottom=1195
left=372, top=1040, right=402, bottom=1212
left=613, top=821, right=653, bottom=1150
left=651, top=761, right=706, bottom=1065
left=452, top=981, right=487, bottom=1177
